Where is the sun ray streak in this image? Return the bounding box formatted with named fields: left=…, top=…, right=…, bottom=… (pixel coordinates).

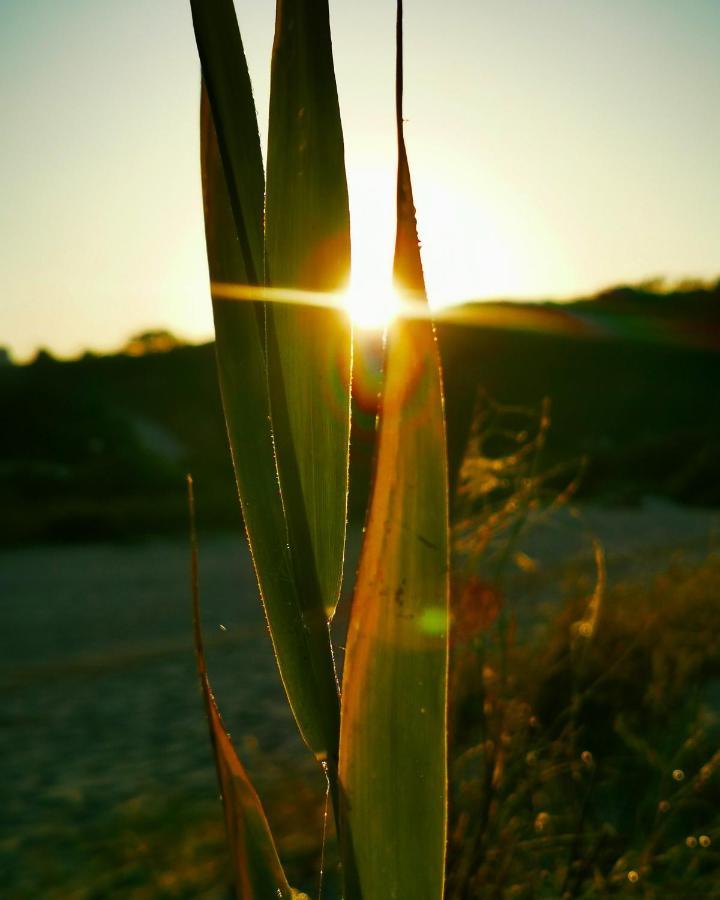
left=209, top=280, right=635, bottom=341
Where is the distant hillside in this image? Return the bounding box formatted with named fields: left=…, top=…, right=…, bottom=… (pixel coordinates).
left=439, top=280, right=720, bottom=505
left=1, top=281, right=719, bottom=544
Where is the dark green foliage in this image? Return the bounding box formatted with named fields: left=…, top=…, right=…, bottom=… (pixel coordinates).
left=0, top=345, right=235, bottom=542
left=2, top=282, right=719, bottom=544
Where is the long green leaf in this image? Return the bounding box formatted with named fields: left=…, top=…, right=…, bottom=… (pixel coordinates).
left=265, top=0, right=352, bottom=623
left=190, top=0, right=263, bottom=284
left=196, top=40, right=340, bottom=760
left=338, top=3, right=450, bottom=897
left=189, top=476, right=292, bottom=900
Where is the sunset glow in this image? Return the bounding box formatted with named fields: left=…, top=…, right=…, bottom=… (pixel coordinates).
left=2, top=1, right=719, bottom=360
left=343, top=277, right=400, bottom=331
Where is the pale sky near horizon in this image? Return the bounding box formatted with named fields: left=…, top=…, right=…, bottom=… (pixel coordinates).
left=1, top=0, right=719, bottom=360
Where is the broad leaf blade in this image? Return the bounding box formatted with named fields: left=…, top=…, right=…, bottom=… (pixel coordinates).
left=198, top=69, right=340, bottom=760
left=265, top=0, right=352, bottom=622
left=338, top=3, right=450, bottom=897
left=189, top=477, right=292, bottom=900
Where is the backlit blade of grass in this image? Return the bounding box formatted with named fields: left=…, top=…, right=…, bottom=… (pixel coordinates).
left=265, top=0, right=352, bottom=623
left=198, top=69, right=340, bottom=760
left=190, top=0, right=263, bottom=283
left=338, top=2, right=450, bottom=896
left=189, top=477, right=293, bottom=900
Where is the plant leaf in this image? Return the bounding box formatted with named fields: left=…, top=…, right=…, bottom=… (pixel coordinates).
left=265, top=0, right=352, bottom=623
left=190, top=0, right=264, bottom=284
left=189, top=476, right=293, bottom=900
left=197, top=51, right=340, bottom=759
left=338, top=2, right=450, bottom=897
left=200, top=674, right=294, bottom=900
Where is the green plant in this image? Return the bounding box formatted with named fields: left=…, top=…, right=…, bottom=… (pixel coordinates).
left=189, top=1, right=449, bottom=897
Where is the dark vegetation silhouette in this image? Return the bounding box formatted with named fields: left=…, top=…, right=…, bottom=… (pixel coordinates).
left=1, top=280, right=719, bottom=545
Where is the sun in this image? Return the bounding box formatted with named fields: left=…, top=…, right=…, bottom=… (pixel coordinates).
left=342, top=277, right=400, bottom=331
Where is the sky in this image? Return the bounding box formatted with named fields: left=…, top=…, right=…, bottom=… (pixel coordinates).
left=1, top=0, right=719, bottom=360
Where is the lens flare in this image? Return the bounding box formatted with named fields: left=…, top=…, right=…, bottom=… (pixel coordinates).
left=342, top=278, right=400, bottom=331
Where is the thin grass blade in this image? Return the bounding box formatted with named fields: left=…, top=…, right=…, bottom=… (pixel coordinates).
left=338, top=3, right=450, bottom=896
left=265, top=0, right=352, bottom=623
left=198, top=72, right=339, bottom=761
left=190, top=0, right=264, bottom=283
left=188, top=476, right=293, bottom=900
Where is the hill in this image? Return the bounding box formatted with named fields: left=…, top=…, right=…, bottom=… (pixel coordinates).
left=1, top=281, right=718, bottom=544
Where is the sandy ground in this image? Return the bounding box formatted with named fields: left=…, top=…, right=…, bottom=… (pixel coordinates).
left=0, top=534, right=320, bottom=898
left=1, top=500, right=719, bottom=897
